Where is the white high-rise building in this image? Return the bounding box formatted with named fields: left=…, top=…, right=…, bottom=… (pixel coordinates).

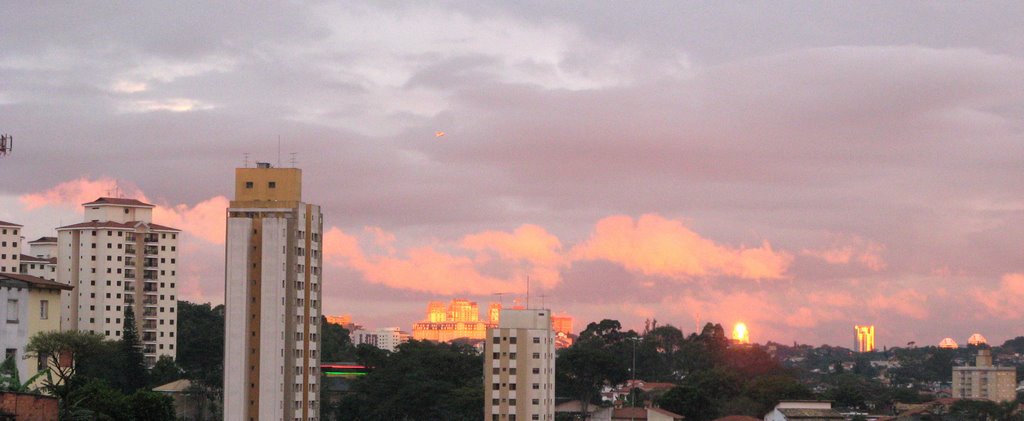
left=484, top=308, right=556, bottom=421
left=0, top=221, right=22, bottom=273
left=56, top=197, right=180, bottom=365
left=224, top=163, right=323, bottom=421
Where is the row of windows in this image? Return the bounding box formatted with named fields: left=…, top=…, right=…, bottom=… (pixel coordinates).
left=491, top=398, right=548, bottom=406
left=492, top=352, right=545, bottom=359
left=84, top=230, right=177, bottom=240
left=491, top=382, right=546, bottom=390
left=1, top=229, right=18, bottom=235
left=493, top=336, right=543, bottom=344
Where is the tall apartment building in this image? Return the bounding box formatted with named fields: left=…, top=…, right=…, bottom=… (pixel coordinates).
left=952, top=349, right=1017, bottom=402
left=0, top=221, right=22, bottom=273
left=854, top=325, right=875, bottom=353
left=21, top=237, right=58, bottom=281
left=224, top=163, right=323, bottom=421
left=56, top=198, right=179, bottom=365
left=484, top=309, right=556, bottom=421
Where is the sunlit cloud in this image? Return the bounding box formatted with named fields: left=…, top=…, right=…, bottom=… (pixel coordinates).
left=802, top=235, right=887, bottom=271
left=972, top=273, right=1024, bottom=319
left=110, top=80, right=148, bottom=93
left=571, top=214, right=792, bottom=281
left=120, top=98, right=214, bottom=113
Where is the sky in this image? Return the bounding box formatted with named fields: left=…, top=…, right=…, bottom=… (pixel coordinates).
left=1, top=2, right=1023, bottom=348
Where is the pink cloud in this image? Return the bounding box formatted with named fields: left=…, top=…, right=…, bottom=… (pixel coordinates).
left=19, top=177, right=143, bottom=211
left=151, top=196, right=229, bottom=244
left=322, top=226, right=554, bottom=295
left=972, top=273, right=1024, bottom=319
left=571, top=214, right=792, bottom=281
left=872, top=290, right=929, bottom=320
left=802, top=234, right=887, bottom=271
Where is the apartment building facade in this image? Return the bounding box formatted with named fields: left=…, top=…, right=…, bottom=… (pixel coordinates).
left=484, top=309, right=556, bottom=421
left=0, top=221, right=22, bottom=274
left=224, top=163, right=323, bottom=421
left=952, top=349, right=1017, bottom=402
left=56, top=197, right=179, bottom=365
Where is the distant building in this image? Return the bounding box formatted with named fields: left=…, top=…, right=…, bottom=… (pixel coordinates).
left=20, top=237, right=58, bottom=281
left=56, top=197, right=180, bottom=365
left=763, top=401, right=843, bottom=421
left=854, top=325, right=875, bottom=352
left=952, top=349, right=1017, bottom=402
left=967, top=333, right=988, bottom=346
left=412, top=299, right=497, bottom=342
left=223, top=163, right=323, bottom=421
left=484, top=308, right=555, bottom=421
left=0, top=221, right=22, bottom=274
left=939, top=337, right=958, bottom=349
left=0, top=273, right=73, bottom=389
left=732, top=322, right=750, bottom=344
left=352, top=327, right=410, bottom=352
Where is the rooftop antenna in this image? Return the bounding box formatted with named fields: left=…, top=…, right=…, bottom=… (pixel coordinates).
left=537, top=293, right=548, bottom=310
left=243, top=153, right=250, bottom=168
left=526, top=275, right=530, bottom=309
left=277, top=135, right=282, bottom=167
left=289, top=152, right=297, bottom=168
left=493, top=292, right=509, bottom=306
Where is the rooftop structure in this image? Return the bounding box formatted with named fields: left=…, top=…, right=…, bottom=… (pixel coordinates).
left=939, top=337, right=958, bottom=349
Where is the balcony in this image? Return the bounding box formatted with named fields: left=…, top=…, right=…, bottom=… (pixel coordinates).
left=124, top=269, right=136, bottom=279
left=125, top=245, right=136, bottom=255
left=142, top=270, right=157, bottom=280
left=143, top=283, right=157, bottom=292
left=143, top=246, right=158, bottom=256
left=142, top=320, right=157, bottom=330
left=125, top=234, right=136, bottom=242
left=124, top=296, right=135, bottom=305
left=142, top=296, right=157, bottom=305
left=124, top=285, right=135, bottom=293
left=143, top=343, right=156, bottom=353
left=144, top=234, right=159, bottom=243
left=143, top=258, right=158, bottom=268
left=142, top=308, right=157, bottom=317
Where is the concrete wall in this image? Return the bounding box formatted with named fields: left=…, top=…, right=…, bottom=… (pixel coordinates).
left=0, top=392, right=59, bottom=421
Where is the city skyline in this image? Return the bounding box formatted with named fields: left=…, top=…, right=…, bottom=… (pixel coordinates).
left=2, top=2, right=1024, bottom=348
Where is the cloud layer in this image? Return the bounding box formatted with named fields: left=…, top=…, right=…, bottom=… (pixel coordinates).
left=3, top=3, right=1023, bottom=346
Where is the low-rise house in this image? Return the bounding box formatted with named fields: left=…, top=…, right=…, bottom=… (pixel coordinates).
left=764, top=401, right=844, bottom=421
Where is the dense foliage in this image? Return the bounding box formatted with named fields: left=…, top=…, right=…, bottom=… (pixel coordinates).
left=330, top=340, right=484, bottom=420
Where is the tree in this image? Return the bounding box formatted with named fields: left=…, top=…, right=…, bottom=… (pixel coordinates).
left=556, top=341, right=629, bottom=415
left=335, top=340, right=482, bottom=420
left=128, top=390, right=176, bottom=421
left=321, top=317, right=356, bottom=361
left=148, top=355, right=184, bottom=387
left=176, top=301, right=224, bottom=388
left=119, top=306, right=148, bottom=393
left=657, top=385, right=715, bottom=421
left=25, top=330, right=105, bottom=418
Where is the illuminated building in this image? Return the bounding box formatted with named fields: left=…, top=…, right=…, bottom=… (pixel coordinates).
left=854, top=325, right=875, bottom=352
left=353, top=327, right=410, bottom=352
left=551, top=314, right=573, bottom=335
left=223, top=163, right=323, bottom=421
left=413, top=299, right=497, bottom=342
left=484, top=308, right=555, bottom=421
left=20, top=237, right=58, bottom=281
left=488, top=303, right=501, bottom=323
left=967, top=333, right=988, bottom=346
left=953, top=349, right=1017, bottom=402
left=56, top=197, right=180, bottom=365
left=732, top=322, right=750, bottom=344
left=939, top=337, right=958, bottom=349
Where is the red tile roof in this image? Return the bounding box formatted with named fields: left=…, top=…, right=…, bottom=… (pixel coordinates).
left=0, top=273, right=73, bottom=290
left=82, top=197, right=154, bottom=208
left=56, top=221, right=179, bottom=232
left=0, top=220, right=23, bottom=227
left=29, top=236, right=57, bottom=243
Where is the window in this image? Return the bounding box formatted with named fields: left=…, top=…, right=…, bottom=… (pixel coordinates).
left=245, top=181, right=254, bottom=188
left=532, top=352, right=540, bottom=359
left=509, top=353, right=516, bottom=359
left=493, top=337, right=500, bottom=344
left=509, top=383, right=516, bottom=390
left=40, top=300, right=49, bottom=320
left=532, top=368, right=540, bottom=374
left=6, top=300, right=17, bottom=323
left=269, top=181, right=277, bottom=188
left=532, top=383, right=539, bottom=390
left=510, top=336, right=517, bottom=344
left=532, top=399, right=539, bottom=405
left=533, top=337, right=540, bottom=344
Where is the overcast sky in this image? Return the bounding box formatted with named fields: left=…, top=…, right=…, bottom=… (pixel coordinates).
left=2, top=2, right=1023, bottom=347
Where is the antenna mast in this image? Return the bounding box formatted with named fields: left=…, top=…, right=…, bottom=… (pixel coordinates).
left=526, top=276, right=530, bottom=309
